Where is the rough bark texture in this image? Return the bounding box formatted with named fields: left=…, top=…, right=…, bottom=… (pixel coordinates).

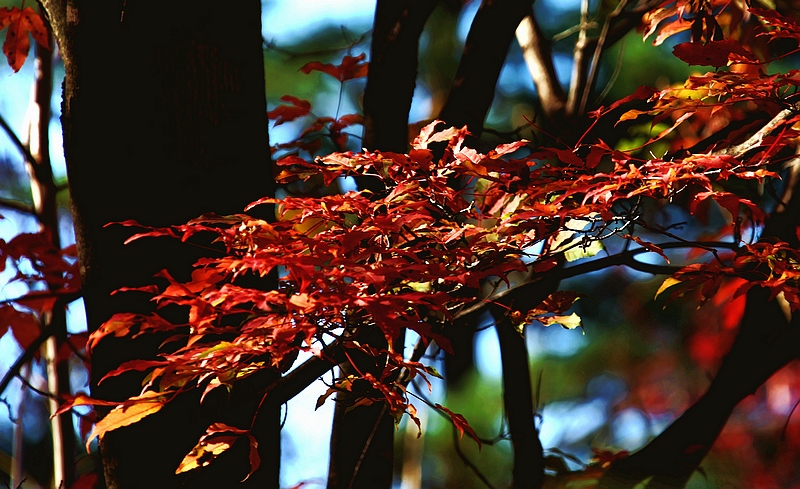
left=39, top=1, right=278, bottom=487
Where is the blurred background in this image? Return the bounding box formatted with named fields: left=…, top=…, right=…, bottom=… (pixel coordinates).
left=1, top=1, right=799, bottom=488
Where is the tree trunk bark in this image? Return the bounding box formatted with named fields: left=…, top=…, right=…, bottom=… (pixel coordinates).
left=39, top=1, right=278, bottom=487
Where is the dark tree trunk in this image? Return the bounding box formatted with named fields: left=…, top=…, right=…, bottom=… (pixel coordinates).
left=362, top=0, right=438, bottom=153
left=494, top=312, right=545, bottom=489
left=438, top=0, right=534, bottom=139
left=38, top=1, right=278, bottom=487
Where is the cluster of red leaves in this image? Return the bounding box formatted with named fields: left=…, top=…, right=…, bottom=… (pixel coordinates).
left=0, top=6, right=49, bottom=72
left=68, top=7, right=800, bottom=478
left=0, top=231, right=81, bottom=351
left=267, top=54, right=368, bottom=155
left=642, top=0, right=750, bottom=47
left=657, top=241, right=800, bottom=309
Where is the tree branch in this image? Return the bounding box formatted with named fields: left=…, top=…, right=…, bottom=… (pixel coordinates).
left=0, top=320, right=58, bottom=398
left=515, top=11, right=566, bottom=121
left=438, top=0, right=534, bottom=138
left=0, top=112, right=40, bottom=168
left=453, top=241, right=737, bottom=322
left=566, top=0, right=591, bottom=117
left=600, top=146, right=800, bottom=488
left=362, top=0, right=438, bottom=153
left=715, top=103, right=800, bottom=157
left=579, top=0, right=629, bottom=115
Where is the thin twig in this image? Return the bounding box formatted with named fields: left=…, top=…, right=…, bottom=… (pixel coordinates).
left=347, top=403, right=387, bottom=489
left=566, top=0, right=592, bottom=117
left=580, top=0, right=629, bottom=114
left=16, top=373, right=59, bottom=400
left=0, top=321, right=57, bottom=398
left=0, top=197, right=35, bottom=215
left=451, top=427, right=497, bottom=489
left=715, top=103, right=800, bottom=157
left=0, top=112, right=39, bottom=167
left=595, top=39, right=626, bottom=105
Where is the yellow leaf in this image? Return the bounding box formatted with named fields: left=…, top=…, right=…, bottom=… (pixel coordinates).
left=655, top=276, right=682, bottom=300
left=85, top=391, right=164, bottom=451
left=619, top=109, right=645, bottom=122
left=176, top=438, right=236, bottom=474
left=539, top=313, right=583, bottom=330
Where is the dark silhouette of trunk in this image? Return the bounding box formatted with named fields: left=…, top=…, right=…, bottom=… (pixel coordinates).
left=438, top=0, right=534, bottom=140
left=362, top=0, right=438, bottom=153
left=494, top=311, right=545, bottom=488
left=38, top=1, right=278, bottom=487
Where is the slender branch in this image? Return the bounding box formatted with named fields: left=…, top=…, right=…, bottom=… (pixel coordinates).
left=0, top=320, right=58, bottom=398
left=0, top=112, right=39, bottom=168
left=579, top=0, right=629, bottom=115
left=16, top=372, right=59, bottom=400
left=515, top=11, right=566, bottom=120
left=582, top=0, right=663, bottom=55
left=453, top=241, right=738, bottom=321
left=566, top=0, right=591, bottom=117
left=263, top=32, right=370, bottom=60
left=451, top=427, right=498, bottom=489
left=0, top=197, right=35, bottom=215
left=438, top=0, right=535, bottom=137
left=715, top=103, right=800, bottom=157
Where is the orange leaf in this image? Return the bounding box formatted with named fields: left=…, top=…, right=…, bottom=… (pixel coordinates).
left=175, top=423, right=258, bottom=481
left=85, top=391, right=165, bottom=451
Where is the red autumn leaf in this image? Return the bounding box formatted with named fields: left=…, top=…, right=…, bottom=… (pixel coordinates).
left=0, top=7, right=50, bottom=72
left=672, top=40, right=758, bottom=67
left=624, top=235, right=670, bottom=264
left=1, top=305, right=40, bottom=350
left=300, top=53, right=368, bottom=81
left=14, top=291, right=58, bottom=316
left=691, top=191, right=765, bottom=224
left=435, top=403, right=481, bottom=449
left=57, top=393, right=121, bottom=413
left=267, top=95, right=312, bottom=126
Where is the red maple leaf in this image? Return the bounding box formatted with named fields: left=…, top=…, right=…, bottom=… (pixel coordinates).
left=0, top=7, right=50, bottom=72
left=672, top=39, right=758, bottom=67
left=300, top=53, right=369, bottom=81
left=267, top=95, right=312, bottom=126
